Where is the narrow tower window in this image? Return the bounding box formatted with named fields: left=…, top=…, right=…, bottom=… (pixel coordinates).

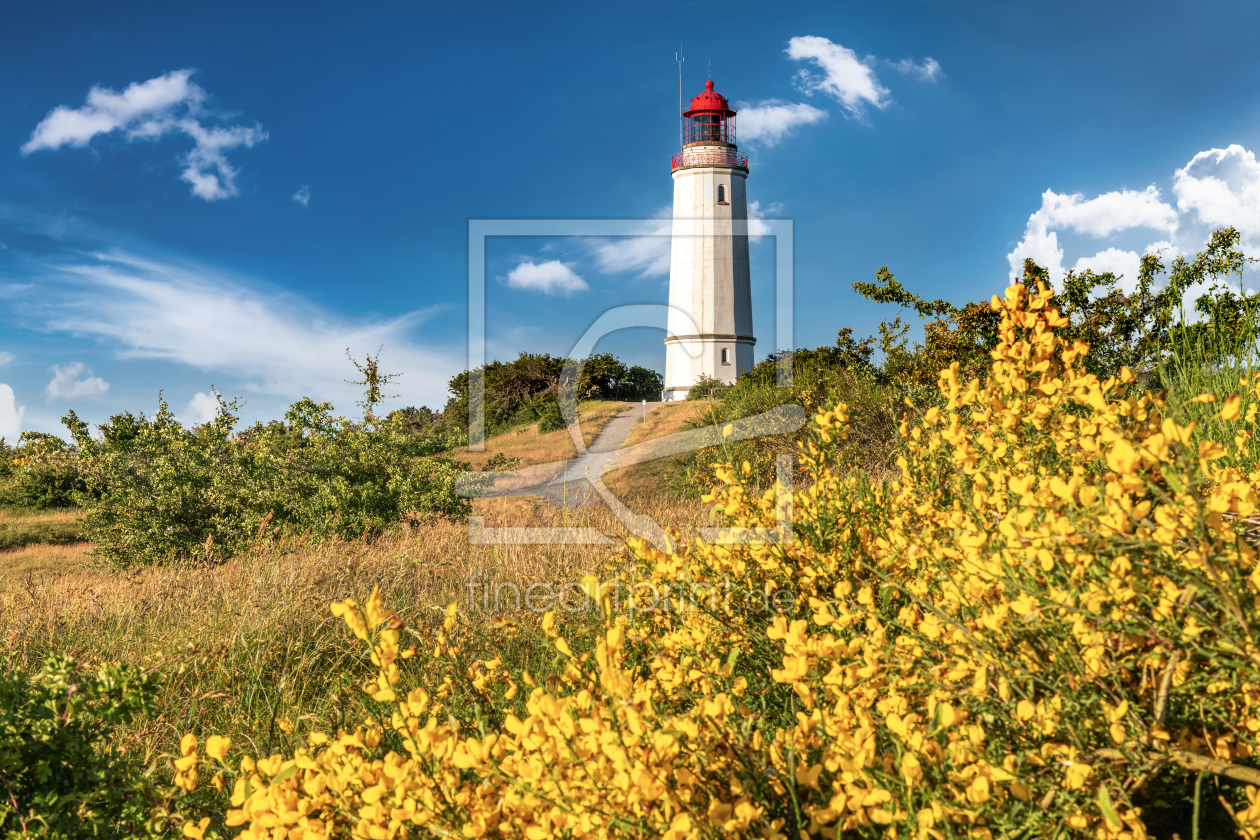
left=717, top=184, right=725, bottom=203
left=721, top=348, right=729, bottom=364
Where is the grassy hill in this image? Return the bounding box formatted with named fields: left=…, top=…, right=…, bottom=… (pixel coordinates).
left=604, top=400, right=713, bottom=501
left=451, top=399, right=628, bottom=470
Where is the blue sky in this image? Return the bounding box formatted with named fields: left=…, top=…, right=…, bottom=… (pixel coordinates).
left=2, top=0, right=1260, bottom=439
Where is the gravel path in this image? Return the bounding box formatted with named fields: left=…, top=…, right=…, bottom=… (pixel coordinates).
left=503, top=402, right=661, bottom=508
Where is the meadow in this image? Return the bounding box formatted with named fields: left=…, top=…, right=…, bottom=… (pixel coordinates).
left=3, top=234, right=1260, bottom=838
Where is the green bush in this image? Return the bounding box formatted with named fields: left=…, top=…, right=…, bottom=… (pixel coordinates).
left=684, top=373, right=729, bottom=400
left=59, top=394, right=471, bottom=568
left=0, top=655, right=199, bottom=838
left=445, top=352, right=662, bottom=436
left=535, top=397, right=564, bottom=433
left=0, top=433, right=84, bottom=511
left=685, top=227, right=1258, bottom=495
left=680, top=340, right=915, bottom=492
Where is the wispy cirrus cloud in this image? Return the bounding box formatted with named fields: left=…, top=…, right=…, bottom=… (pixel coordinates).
left=787, top=35, right=892, bottom=119
left=292, top=185, right=311, bottom=206
left=6, top=248, right=456, bottom=410
left=588, top=210, right=673, bottom=279
left=584, top=202, right=784, bottom=279
left=0, top=352, right=13, bottom=368
left=891, top=57, right=943, bottom=81
left=21, top=69, right=267, bottom=201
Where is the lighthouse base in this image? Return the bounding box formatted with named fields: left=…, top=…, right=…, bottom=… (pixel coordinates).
left=661, top=334, right=755, bottom=401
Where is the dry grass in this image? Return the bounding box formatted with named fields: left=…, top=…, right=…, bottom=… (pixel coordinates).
left=0, top=493, right=711, bottom=757
left=605, top=401, right=716, bottom=502
left=453, top=400, right=628, bottom=471
left=0, top=407, right=718, bottom=760
left=0, top=542, right=93, bottom=584
left=0, top=507, right=83, bottom=525
left=0, top=506, right=89, bottom=553
left=621, top=401, right=713, bottom=448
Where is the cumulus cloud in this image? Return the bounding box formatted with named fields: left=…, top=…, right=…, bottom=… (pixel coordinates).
left=0, top=384, right=23, bottom=443
left=292, top=185, right=311, bottom=207
left=503, top=260, right=589, bottom=295
left=180, top=391, right=221, bottom=425
left=16, top=250, right=456, bottom=409
left=1007, top=186, right=1178, bottom=280
left=735, top=100, right=827, bottom=147
left=0, top=352, right=13, bottom=367
left=1070, top=244, right=1178, bottom=294
left=892, top=57, right=943, bottom=81
left=21, top=69, right=267, bottom=201
left=44, top=362, right=109, bottom=403
left=1007, top=145, right=1260, bottom=296
left=1173, top=145, right=1260, bottom=247
left=786, top=35, right=891, bottom=118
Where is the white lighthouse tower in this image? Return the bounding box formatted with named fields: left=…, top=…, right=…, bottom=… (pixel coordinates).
left=662, top=77, right=754, bottom=401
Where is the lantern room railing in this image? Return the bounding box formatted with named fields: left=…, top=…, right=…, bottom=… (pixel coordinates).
left=671, top=149, right=749, bottom=171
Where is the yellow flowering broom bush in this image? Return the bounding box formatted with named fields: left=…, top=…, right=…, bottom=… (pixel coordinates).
left=181, top=283, right=1260, bottom=838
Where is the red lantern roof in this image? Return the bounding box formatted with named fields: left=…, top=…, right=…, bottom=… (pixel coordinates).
left=683, top=79, right=736, bottom=117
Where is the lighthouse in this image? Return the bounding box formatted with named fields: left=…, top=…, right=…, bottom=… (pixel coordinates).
left=661, top=77, right=754, bottom=401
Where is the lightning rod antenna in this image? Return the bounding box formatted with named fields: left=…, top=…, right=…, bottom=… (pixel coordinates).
left=675, top=46, right=687, bottom=150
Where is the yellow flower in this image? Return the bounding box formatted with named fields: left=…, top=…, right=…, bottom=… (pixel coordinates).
left=182, top=817, right=211, bottom=839
left=205, top=735, right=231, bottom=761
left=1064, top=762, right=1093, bottom=789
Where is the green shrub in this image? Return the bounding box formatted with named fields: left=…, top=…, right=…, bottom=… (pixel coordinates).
left=687, top=227, right=1257, bottom=495
left=0, top=433, right=84, bottom=511
left=445, top=352, right=662, bottom=435
left=0, top=655, right=200, bottom=838
left=59, top=394, right=471, bottom=568
left=535, top=397, right=564, bottom=433
left=684, top=373, right=729, bottom=400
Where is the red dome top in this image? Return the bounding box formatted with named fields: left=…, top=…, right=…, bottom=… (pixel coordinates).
left=683, top=79, right=736, bottom=117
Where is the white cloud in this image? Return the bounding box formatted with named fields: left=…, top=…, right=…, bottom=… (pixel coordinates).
left=1006, top=144, right=1260, bottom=295
left=0, top=384, right=23, bottom=443
left=588, top=202, right=782, bottom=274
left=1070, top=242, right=1179, bottom=294
left=44, top=362, right=109, bottom=403
left=735, top=100, right=827, bottom=147
left=892, top=57, right=943, bottom=81
left=1173, top=145, right=1260, bottom=249
left=1040, top=186, right=1177, bottom=238
left=22, top=70, right=267, bottom=201
left=786, top=35, right=891, bottom=118
left=0, top=352, right=13, bottom=367
left=180, top=392, right=221, bottom=425
left=589, top=212, right=673, bottom=278
left=22, top=71, right=202, bottom=152
left=1007, top=186, right=1178, bottom=279
left=748, top=200, right=784, bottom=238
left=503, top=260, right=589, bottom=295
left=292, top=185, right=311, bottom=207
left=21, top=250, right=457, bottom=409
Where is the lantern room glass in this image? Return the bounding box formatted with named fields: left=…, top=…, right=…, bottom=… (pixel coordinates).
left=689, top=113, right=729, bottom=144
